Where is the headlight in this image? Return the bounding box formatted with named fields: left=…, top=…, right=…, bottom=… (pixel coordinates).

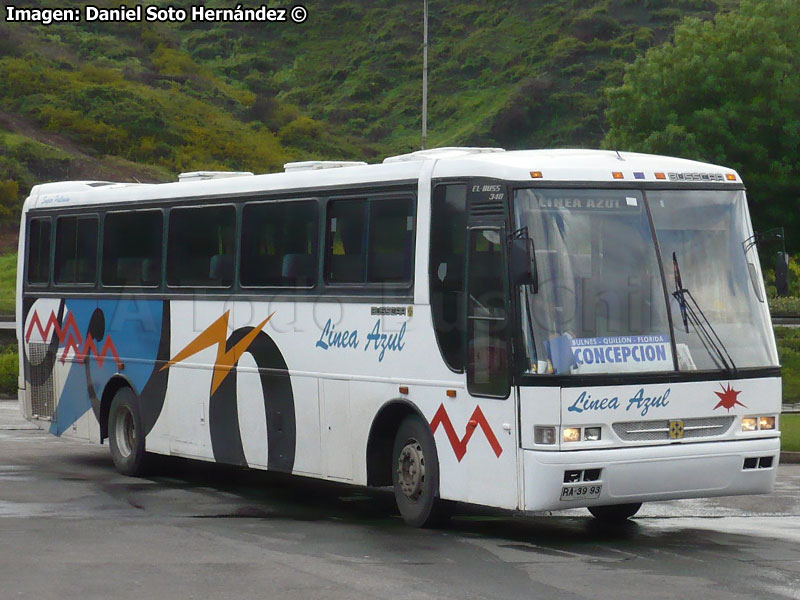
left=742, top=416, right=777, bottom=431
left=759, top=416, right=776, bottom=430
left=742, top=417, right=758, bottom=432
left=563, top=427, right=581, bottom=443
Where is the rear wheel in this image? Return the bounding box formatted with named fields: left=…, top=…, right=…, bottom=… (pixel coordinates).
left=392, top=415, right=446, bottom=527
left=588, top=503, right=642, bottom=522
left=108, top=387, right=148, bottom=477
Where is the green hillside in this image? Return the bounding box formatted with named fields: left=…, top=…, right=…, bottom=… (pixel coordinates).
left=0, top=0, right=741, bottom=221
left=177, top=0, right=740, bottom=152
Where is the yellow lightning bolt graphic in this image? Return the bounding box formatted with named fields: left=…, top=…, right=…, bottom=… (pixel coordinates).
left=160, top=311, right=274, bottom=394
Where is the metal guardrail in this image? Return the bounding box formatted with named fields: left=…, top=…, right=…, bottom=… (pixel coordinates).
left=773, top=317, right=800, bottom=326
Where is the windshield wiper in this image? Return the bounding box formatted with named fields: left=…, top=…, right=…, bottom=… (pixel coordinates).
left=671, top=253, right=737, bottom=372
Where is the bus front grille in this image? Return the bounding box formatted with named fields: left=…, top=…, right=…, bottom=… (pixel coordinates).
left=28, top=342, right=56, bottom=420
left=612, top=416, right=735, bottom=441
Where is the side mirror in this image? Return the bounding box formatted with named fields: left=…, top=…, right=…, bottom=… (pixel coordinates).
left=510, top=237, right=538, bottom=292
left=776, top=252, right=790, bottom=296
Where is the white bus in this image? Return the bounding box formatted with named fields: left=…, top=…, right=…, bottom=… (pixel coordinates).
left=17, top=148, right=781, bottom=526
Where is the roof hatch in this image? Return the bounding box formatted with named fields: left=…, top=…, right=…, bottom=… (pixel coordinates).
left=383, top=147, right=505, bottom=164
left=178, top=171, right=254, bottom=182
left=283, top=160, right=368, bottom=173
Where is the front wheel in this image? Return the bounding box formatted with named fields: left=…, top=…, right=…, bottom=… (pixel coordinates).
left=392, top=415, right=446, bottom=527
left=588, top=503, right=642, bottom=522
left=108, top=387, right=149, bottom=477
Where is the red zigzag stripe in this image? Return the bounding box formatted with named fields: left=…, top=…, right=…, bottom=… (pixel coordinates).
left=26, top=310, right=80, bottom=343
left=26, top=310, right=123, bottom=370
left=430, top=403, right=503, bottom=462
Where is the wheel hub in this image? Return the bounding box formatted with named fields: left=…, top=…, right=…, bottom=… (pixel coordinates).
left=397, top=439, right=426, bottom=500
left=115, top=406, right=136, bottom=458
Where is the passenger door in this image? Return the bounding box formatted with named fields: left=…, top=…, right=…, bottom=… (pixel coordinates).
left=432, top=180, right=519, bottom=510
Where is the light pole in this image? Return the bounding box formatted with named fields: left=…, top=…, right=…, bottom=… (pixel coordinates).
left=422, top=0, right=428, bottom=150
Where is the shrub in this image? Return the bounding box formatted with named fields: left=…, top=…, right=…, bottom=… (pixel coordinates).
left=0, top=345, right=17, bottom=398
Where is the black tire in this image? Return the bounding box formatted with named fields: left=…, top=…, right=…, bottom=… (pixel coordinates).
left=588, top=503, right=642, bottom=522
left=392, top=414, right=447, bottom=528
left=108, top=387, right=149, bottom=477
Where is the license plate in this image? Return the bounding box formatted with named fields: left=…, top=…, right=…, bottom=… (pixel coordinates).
left=560, top=484, right=602, bottom=501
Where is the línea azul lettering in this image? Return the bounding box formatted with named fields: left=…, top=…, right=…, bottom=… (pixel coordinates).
left=365, top=321, right=406, bottom=362
left=626, top=388, right=671, bottom=416
left=315, top=319, right=359, bottom=350
left=567, top=391, right=620, bottom=413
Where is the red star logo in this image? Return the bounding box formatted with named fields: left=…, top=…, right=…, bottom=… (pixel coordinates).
left=713, top=383, right=746, bottom=412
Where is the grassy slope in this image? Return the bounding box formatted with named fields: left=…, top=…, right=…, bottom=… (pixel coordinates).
left=783, top=414, right=800, bottom=452
left=180, top=0, right=740, bottom=155
left=0, top=9, right=372, bottom=195
left=0, top=0, right=740, bottom=184
left=0, top=253, right=15, bottom=315
left=774, top=327, right=800, bottom=404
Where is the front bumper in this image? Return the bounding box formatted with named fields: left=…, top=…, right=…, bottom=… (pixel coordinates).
left=523, top=437, right=780, bottom=511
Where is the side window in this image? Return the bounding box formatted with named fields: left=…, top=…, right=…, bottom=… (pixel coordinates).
left=102, top=210, right=163, bottom=287
left=167, top=205, right=236, bottom=287
left=27, top=218, right=51, bottom=285
left=54, top=215, right=98, bottom=285
left=326, top=196, right=415, bottom=285
left=368, top=197, right=414, bottom=283
left=241, top=200, right=318, bottom=288
left=430, top=184, right=467, bottom=371
left=327, top=199, right=367, bottom=283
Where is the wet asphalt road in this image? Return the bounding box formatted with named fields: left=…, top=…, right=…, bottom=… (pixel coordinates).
left=1, top=400, right=798, bottom=600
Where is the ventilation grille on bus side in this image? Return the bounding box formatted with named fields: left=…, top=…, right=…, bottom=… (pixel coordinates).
left=469, top=199, right=505, bottom=218
left=612, top=416, right=735, bottom=441
left=28, top=342, right=55, bottom=420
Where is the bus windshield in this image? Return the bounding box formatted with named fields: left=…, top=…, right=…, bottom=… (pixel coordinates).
left=513, top=188, right=777, bottom=375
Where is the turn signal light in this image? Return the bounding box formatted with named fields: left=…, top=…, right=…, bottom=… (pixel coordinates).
left=584, top=427, right=602, bottom=442
left=534, top=426, right=556, bottom=445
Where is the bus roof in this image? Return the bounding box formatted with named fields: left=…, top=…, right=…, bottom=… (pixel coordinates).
left=23, top=149, right=742, bottom=211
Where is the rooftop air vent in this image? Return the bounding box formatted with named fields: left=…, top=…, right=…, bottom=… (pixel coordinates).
left=178, top=171, right=254, bottom=182
left=283, top=161, right=368, bottom=173
left=383, top=147, right=505, bottom=164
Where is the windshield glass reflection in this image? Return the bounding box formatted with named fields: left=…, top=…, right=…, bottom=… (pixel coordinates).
left=514, top=189, right=672, bottom=375
left=648, top=189, right=777, bottom=370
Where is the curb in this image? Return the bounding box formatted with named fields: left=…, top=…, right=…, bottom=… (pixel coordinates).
left=781, top=451, right=800, bottom=464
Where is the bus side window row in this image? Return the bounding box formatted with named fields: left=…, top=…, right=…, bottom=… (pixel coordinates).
left=25, top=194, right=415, bottom=290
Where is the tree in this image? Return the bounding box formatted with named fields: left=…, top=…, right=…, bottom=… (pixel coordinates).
left=603, top=0, right=800, bottom=249
left=0, top=180, right=19, bottom=220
